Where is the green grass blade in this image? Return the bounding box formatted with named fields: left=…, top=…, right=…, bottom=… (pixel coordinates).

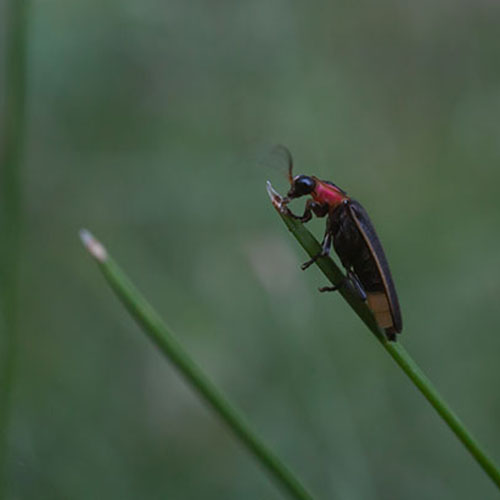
left=79, top=230, right=315, bottom=500
left=267, top=181, right=500, bottom=490
left=0, top=0, right=29, bottom=493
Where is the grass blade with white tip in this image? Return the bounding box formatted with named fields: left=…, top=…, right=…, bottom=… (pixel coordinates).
left=79, top=229, right=315, bottom=500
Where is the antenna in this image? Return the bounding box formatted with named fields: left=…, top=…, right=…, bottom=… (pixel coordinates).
left=272, top=145, right=294, bottom=184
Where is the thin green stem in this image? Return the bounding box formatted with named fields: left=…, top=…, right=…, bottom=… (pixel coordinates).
left=79, top=230, right=315, bottom=500
left=267, top=182, right=500, bottom=490
left=0, top=0, right=29, bottom=494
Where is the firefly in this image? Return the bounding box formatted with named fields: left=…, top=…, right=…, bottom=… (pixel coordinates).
left=276, top=147, right=402, bottom=340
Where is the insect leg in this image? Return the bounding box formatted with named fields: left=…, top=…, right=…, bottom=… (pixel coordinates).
left=287, top=200, right=328, bottom=223
left=318, top=273, right=350, bottom=293
left=301, top=230, right=332, bottom=270
left=320, top=270, right=367, bottom=297
left=346, top=269, right=367, bottom=301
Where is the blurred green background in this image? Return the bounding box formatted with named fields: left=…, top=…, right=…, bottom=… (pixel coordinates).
left=2, top=0, right=500, bottom=499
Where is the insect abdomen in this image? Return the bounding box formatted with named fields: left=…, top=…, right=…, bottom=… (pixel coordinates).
left=330, top=202, right=402, bottom=336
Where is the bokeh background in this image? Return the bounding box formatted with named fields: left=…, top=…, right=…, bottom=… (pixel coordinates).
left=2, top=1, right=500, bottom=499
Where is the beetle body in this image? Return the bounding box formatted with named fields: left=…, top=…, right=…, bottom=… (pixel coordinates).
left=281, top=152, right=402, bottom=340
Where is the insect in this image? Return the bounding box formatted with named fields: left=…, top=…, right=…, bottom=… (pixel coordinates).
left=278, top=147, right=402, bottom=340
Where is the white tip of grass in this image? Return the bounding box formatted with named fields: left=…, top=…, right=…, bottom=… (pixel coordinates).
left=266, top=181, right=287, bottom=213
left=79, top=229, right=108, bottom=262
left=266, top=181, right=281, bottom=206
